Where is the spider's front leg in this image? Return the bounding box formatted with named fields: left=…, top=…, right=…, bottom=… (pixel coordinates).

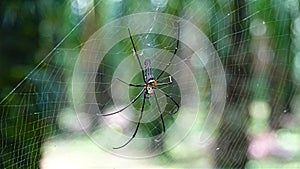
left=153, top=90, right=166, bottom=142
left=97, top=88, right=145, bottom=116
left=113, top=92, right=147, bottom=149
left=97, top=78, right=145, bottom=116
left=115, top=77, right=144, bottom=87
left=154, top=87, right=180, bottom=115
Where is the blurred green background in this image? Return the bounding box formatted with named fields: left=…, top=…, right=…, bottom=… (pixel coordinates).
left=1, top=0, right=300, bottom=168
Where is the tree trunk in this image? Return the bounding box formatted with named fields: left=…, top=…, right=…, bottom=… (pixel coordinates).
left=214, top=0, right=251, bottom=168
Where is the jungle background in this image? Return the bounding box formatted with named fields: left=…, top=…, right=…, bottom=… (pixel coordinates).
left=1, top=0, right=300, bottom=168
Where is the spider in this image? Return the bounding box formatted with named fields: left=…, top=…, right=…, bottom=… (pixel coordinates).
left=100, top=26, right=180, bottom=149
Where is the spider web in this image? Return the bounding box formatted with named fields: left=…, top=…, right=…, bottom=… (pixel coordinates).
left=71, top=12, right=223, bottom=157
left=1, top=0, right=300, bottom=168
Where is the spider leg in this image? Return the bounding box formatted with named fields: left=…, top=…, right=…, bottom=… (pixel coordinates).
left=156, top=76, right=172, bottom=86
left=154, top=87, right=180, bottom=115
left=98, top=88, right=145, bottom=116
left=113, top=92, right=146, bottom=149
left=115, top=77, right=144, bottom=87
left=153, top=90, right=166, bottom=142
left=156, top=23, right=180, bottom=80
left=128, top=28, right=146, bottom=83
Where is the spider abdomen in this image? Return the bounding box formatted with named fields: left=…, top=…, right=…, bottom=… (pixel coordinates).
left=144, top=58, right=154, bottom=82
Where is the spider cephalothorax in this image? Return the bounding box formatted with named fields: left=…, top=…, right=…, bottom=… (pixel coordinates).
left=146, top=82, right=156, bottom=95
left=99, top=26, right=180, bottom=149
